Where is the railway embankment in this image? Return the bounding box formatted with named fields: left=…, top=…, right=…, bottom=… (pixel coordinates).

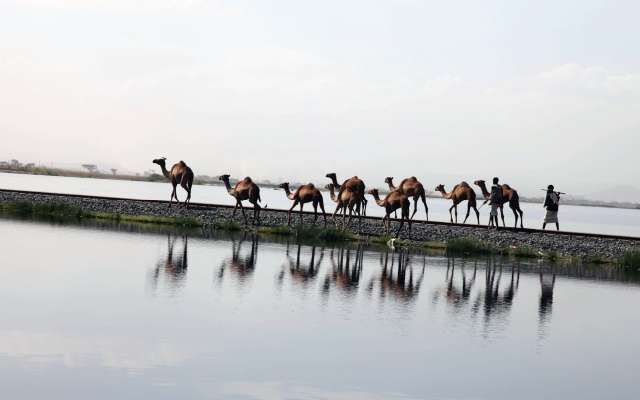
left=1, top=189, right=639, bottom=263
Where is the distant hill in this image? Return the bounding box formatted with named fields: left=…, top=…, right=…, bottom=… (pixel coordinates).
left=585, top=185, right=640, bottom=204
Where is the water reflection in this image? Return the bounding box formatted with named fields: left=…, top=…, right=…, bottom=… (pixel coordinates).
left=149, top=234, right=188, bottom=295
left=367, top=249, right=425, bottom=305
left=538, top=267, right=556, bottom=338
left=215, top=233, right=259, bottom=286
left=277, top=241, right=325, bottom=289
left=322, top=246, right=364, bottom=298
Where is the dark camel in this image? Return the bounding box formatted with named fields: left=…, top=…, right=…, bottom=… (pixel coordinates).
left=368, top=188, right=412, bottom=238
left=384, top=176, right=429, bottom=220
left=325, top=173, right=367, bottom=216
left=219, top=174, right=262, bottom=225
left=434, top=182, right=480, bottom=224
left=278, top=182, right=326, bottom=226
left=474, top=180, right=524, bottom=228
left=325, top=183, right=361, bottom=230
left=152, top=157, right=194, bottom=207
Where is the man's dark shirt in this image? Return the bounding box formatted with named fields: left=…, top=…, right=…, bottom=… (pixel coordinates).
left=544, top=192, right=559, bottom=211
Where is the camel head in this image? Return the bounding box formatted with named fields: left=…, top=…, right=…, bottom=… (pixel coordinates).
left=325, top=172, right=337, bottom=180
left=367, top=188, right=379, bottom=196
left=325, top=183, right=335, bottom=191
left=473, top=180, right=485, bottom=187
left=152, top=157, right=167, bottom=166
left=384, top=177, right=394, bottom=185
left=278, top=182, right=290, bottom=189
left=218, top=174, right=231, bottom=181
left=435, top=184, right=446, bottom=193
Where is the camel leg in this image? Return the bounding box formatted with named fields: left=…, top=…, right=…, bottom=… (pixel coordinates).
left=463, top=203, right=472, bottom=224
left=411, top=197, right=419, bottom=220
left=395, top=216, right=404, bottom=238
left=448, top=205, right=455, bottom=223
left=454, top=205, right=458, bottom=224
left=253, top=201, right=261, bottom=225
left=299, top=202, right=304, bottom=225
left=362, top=198, right=368, bottom=216
left=421, top=194, right=429, bottom=221
left=169, top=183, right=178, bottom=208
left=519, top=209, right=524, bottom=229
left=499, top=205, right=506, bottom=227
left=287, top=200, right=298, bottom=226
left=312, top=201, right=319, bottom=222
left=237, top=200, right=247, bottom=224
left=474, top=206, right=480, bottom=225
left=317, top=198, right=327, bottom=226
left=510, top=204, right=518, bottom=228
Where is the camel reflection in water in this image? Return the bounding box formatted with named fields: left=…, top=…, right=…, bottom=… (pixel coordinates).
left=471, top=258, right=520, bottom=329
left=216, top=233, right=259, bottom=286
left=150, top=233, right=188, bottom=294
left=277, top=241, right=325, bottom=289
left=321, top=245, right=364, bottom=298
left=366, top=248, right=425, bottom=305
left=431, top=257, right=478, bottom=311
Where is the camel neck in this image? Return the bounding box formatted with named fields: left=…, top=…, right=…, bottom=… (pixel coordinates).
left=371, top=192, right=384, bottom=205
left=386, top=181, right=396, bottom=191
left=478, top=183, right=490, bottom=198
left=327, top=186, right=338, bottom=203
left=221, top=179, right=233, bottom=193
left=282, top=186, right=294, bottom=199
left=438, top=189, right=451, bottom=199
left=158, top=164, right=171, bottom=179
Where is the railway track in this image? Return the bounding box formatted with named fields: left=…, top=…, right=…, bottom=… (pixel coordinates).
left=1, top=188, right=639, bottom=242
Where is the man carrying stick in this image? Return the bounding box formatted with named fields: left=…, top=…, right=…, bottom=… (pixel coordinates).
left=543, top=185, right=560, bottom=231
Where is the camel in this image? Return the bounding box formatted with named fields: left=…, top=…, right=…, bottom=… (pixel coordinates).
left=218, top=174, right=262, bottom=225
left=368, top=188, right=412, bottom=238
left=152, top=157, right=194, bottom=207
left=434, top=182, right=480, bottom=224
left=474, top=180, right=524, bottom=228
left=325, top=173, right=367, bottom=216
left=384, top=176, right=429, bottom=220
left=325, top=183, right=362, bottom=231
left=278, top=182, right=326, bottom=226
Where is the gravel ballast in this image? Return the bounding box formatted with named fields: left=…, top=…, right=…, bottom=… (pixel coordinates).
left=1, top=190, right=638, bottom=259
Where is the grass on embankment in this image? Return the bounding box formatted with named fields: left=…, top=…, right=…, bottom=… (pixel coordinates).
left=0, top=201, right=202, bottom=227
left=258, top=225, right=358, bottom=242
left=620, top=249, right=640, bottom=270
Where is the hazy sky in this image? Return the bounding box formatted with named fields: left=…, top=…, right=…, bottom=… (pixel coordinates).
left=1, top=0, right=639, bottom=197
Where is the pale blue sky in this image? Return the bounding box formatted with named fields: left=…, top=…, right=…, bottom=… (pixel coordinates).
left=1, top=0, right=639, bottom=197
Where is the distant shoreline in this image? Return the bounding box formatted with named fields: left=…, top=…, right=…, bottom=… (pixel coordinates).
left=1, top=168, right=638, bottom=211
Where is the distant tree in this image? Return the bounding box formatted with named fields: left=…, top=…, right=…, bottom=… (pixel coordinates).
left=110, top=168, right=118, bottom=175
left=82, top=164, right=98, bottom=174
left=24, top=163, right=35, bottom=170
left=10, top=159, right=20, bottom=169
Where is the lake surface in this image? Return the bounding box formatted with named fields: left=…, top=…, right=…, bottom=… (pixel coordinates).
left=1, top=217, right=640, bottom=399
left=1, top=173, right=639, bottom=237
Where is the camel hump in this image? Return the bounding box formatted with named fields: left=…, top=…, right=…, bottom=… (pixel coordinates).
left=410, top=176, right=417, bottom=180
left=178, top=160, right=187, bottom=166
left=502, top=184, right=513, bottom=191
left=307, top=183, right=315, bottom=189
left=459, top=181, right=470, bottom=188
left=243, top=177, right=253, bottom=183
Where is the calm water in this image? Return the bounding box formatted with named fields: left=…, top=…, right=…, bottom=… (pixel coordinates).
left=1, top=172, right=640, bottom=237
left=1, top=217, right=640, bottom=399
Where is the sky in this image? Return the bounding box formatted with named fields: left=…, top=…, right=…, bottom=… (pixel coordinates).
left=1, top=0, right=639, bottom=198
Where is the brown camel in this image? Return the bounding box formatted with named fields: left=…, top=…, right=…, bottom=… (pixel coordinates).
left=384, top=176, right=429, bottom=220
left=325, top=173, right=367, bottom=216
left=368, top=188, right=412, bottom=237
left=474, top=180, right=524, bottom=228
left=278, top=182, right=326, bottom=226
left=325, top=183, right=361, bottom=230
left=434, top=182, right=480, bottom=224
left=152, top=157, right=194, bottom=207
left=219, top=174, right=262, bottom=225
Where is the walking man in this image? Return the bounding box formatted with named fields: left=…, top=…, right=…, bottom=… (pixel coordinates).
left=543, top=185, right=560, bottom=231
left=482, top=177, right=502, bottom=229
